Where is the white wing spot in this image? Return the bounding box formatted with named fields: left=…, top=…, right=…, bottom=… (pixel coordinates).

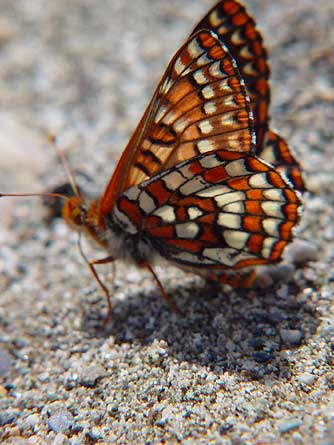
left=231, top=30, right=244, bottom=45
left=209, top=10, right=221, bottom=27
left=154, top=104, right=168, bottom=123
left=188, top=206, right=203, bottom=220
left=209, top=61, right=224, bottom=78
left=215, top=191, right=245, bottom=208
left=243, top=62, right=257, bottom=76
left=224, top=230, right=249, bottom=250
left=263, top=218, right=281, bottom=237
left=259, top=146, right=275, bottom=163
left=225, top=159, right=251, bottom=177
left=218, top=213, right=241, bottom=229
left=261, top=201, right=284, bottom=218
left=174, top=57, right=186, bottom=75
left=262, top=237, right=277, bottom=259
left=124, top=186, right=140, bottom=200
left=199, top=154, right=221, bottom=169
left=197, top=184, right=231, bottom=197
left=217, top=24, right=230, bottom=35
left=202, top=85, right=215, bottom=99
left=153, top=205, right=176, bottom=223
left=139, top=191, right=156, bottom=213
left=163, top=111, right=177, bottom=125
left=173, top=117, right=188, bottom=133
left=180, top=176, right=208, bottom=195
left=176, top=222, right=200, bottom=239
left=263, top=189, right=285, bottom=201
left=204, top=101, right=217, bottom=115
left=197, top=139, right=215, bottom=153
left=193, top=70, right=208, bottom=85
left=196, top=54, right=210, bottom=67
left=161, top=77, right=174, bottom=94
left=239, top=45, right=253, bottom=59
left=249, top=173, right=272, bottom=188
left=199, top=119, right=213, bottom=135
left=162, top=171, right=187, bottom=190
left=187, top=39, right=202, bottom=58
left=223, top=202, right=245, bottom=214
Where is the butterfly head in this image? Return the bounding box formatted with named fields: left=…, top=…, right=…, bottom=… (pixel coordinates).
left=61, top=195, right=87, bottom=230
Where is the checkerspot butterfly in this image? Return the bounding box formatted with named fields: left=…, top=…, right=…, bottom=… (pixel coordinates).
left=2, top=1, right=304, bottom=318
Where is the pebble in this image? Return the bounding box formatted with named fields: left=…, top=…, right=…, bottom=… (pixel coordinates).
left=77, top=364, right=106, bottom=388
left=287, top=240, right=318, bottom=265
left=280, top=329, right=304, bottom=345
left=277, top=418, right=302, bottom=433
left=298, top=373, right=317, bottom=385
left=48, top=411, right=74, bottom=434
left=0, top=347, right=11, bottom=375
left=52, top=434, right=70, bottom=445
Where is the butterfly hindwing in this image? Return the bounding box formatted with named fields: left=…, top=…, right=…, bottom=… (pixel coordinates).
left=113, top=150, right=301, bottom=270
left=259, top=130, right=306, bottom=192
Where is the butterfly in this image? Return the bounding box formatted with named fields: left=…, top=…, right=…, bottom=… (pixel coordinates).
left=2, top=1, right=304, bottom=318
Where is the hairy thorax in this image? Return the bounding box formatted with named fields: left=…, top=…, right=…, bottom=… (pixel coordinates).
left=82, top=198, right=156, bottom=265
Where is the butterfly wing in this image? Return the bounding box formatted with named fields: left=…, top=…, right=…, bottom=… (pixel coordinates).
left=191, top=0, right=270, bottom=150
left=113, top=150, right=301, bottom=273
left=191, top=1, right=305, bottom=192
left=99, top=29, right=255, bottom=218
left=259, top=129, right=306, bottom=192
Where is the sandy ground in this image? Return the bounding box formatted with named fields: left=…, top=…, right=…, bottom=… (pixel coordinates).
left=0, top=0, right=333, bottom=444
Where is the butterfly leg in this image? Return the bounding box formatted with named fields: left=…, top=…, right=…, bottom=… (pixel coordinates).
left=77, top=238, right=114, bottom=324
left=86, top=258, right=114, bottom=325
left=143, top=262, right=184, bottom=315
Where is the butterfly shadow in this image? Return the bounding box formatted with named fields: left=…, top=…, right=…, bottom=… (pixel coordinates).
left=81, top=278, right=320, bottom=380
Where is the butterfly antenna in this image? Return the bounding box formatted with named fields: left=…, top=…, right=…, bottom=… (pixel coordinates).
left=48, top=132, right=81, bottom=199
left=0, top=191, right=69, bottom=201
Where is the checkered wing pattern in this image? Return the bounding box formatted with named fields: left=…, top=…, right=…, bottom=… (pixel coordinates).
left=259, top=130, right=305, bottom=192
left=192, top=1, right=305, bottom=192
left=99, top=29, right=255, bottom=217
left=192, top=0, right=270, bottom=150
left=113, top=150, right=301, bottom=271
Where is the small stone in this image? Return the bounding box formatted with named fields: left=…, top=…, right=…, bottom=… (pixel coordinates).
left=298, top=373, right=317, bottom=385
left=0, top=411, right=16, bottom=426
left=277, top=284, right=289, bottom=299
left=23, top=413, right=40, bottom=429
left=0, top=347, right=11, bottom=376
left=287, top=240, right=318, bottom=265
left=87, top=426, right=104, bottom=440
left=280, top=329, right=303, bottom=346
left=78, top=364, right=106, bottom=388
left=27, top=436, right=48, bottom=445
left=52, top=433, right=70, bottom=445
left=277, top=418, right=302, bottom=433
left=48, top=411, right=74, bottom=434
left=252, top=352, right=274, bottom=363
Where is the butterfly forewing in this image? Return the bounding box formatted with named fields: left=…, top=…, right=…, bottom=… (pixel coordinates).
left=100, top=29, right=255, bottom=218
left=192, top=0, right=270, bottom=149
left=114, top=150, right=301, bottom=270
